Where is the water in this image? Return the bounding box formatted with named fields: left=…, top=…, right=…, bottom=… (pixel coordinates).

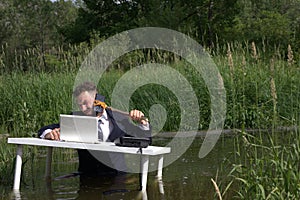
left=1, top=135, right=236, bottom=200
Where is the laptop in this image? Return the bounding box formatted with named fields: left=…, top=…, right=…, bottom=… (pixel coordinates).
left=60, top=114, right=100, bottom=143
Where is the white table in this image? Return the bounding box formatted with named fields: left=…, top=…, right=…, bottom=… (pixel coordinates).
left=7, top=138, right=171, bottom=192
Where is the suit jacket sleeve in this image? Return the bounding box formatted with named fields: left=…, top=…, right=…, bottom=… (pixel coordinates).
left=37, top=123, right=60, bottom=137
left=106, top=109, right=152, bottom=144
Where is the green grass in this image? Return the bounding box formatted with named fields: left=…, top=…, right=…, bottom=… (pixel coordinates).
left=0, top=72, right=75, bottom=136
left=220, top=129, right=300, bottom=200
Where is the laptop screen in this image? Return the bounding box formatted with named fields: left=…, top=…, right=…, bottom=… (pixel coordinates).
left=60, top=114, right=99, bottom=143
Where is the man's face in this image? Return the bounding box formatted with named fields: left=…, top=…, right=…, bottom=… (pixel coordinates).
left=76, top=91, right=96, bottom=116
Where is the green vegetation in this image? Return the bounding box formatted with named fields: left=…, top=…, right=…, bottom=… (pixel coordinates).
left=1, top=0, right=300, bottom=198
left=1, top=0, right=300, bottom=74
left=226, top=130, right=300, bottom=199
left=1, top=42, right=299, bottom=135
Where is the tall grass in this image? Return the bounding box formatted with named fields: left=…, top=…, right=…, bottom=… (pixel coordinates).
left=0, top=72, right=75, bottom=136
left=210, top=43, right=300, bottom=199
left=220, top=129, right=300, bottom=199
left=214, top=42, right=300, bottom=129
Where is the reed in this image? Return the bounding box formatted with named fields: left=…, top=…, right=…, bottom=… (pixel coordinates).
left=251, top=41, right=258, bottom=61
left=227, top=43, right=234, bottom=79
left=269, top=58, right=278, bottom=130
left=287, top=44, right=294, bottom=66
left=211, top=178, right=222, bottom=200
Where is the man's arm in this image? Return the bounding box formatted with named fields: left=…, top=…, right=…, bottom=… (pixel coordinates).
left=37, top=112, right=78, bottom=140
left=37, top=123, right=60, bottom=139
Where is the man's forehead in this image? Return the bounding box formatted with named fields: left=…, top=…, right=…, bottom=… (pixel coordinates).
left=76, top=91, right=94, bottom=102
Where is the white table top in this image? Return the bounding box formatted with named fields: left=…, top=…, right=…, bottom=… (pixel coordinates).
left=8, top=138, right=171, bottom=156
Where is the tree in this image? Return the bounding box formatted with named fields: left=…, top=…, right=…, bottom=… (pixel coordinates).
left=62, top=0, right=138, bottom=43
left=229, top=0, right=300, bottom=50
left=63, top=0, right=243, bottom=49
left=0, top=0, right=15, bottom=46
left=0, top=0, right=78, bottom=71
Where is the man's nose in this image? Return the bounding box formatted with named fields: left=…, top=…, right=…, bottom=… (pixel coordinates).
left=80, top=105, right=87, bottom=111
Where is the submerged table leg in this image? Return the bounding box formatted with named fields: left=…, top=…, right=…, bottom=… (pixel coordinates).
left=142, top=190, right=148, bottom=200
left=158, top=179, right=165, bottom=194
left=45, top=147, right=53, bottom=179
left=157, top=155, right=164, bottom=180
left=157, top=155, right=165, bottom=194
left=140, top=155, right=149, bottom=192
left=13, top=144, right=23, bottom=190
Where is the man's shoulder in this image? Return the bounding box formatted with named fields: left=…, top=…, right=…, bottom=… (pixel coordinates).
left=105, top=108, right=112, bottom=114
left=106, top=108, right=123, bottom=122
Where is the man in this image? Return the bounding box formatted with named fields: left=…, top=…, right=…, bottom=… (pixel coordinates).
left=38, top=81, right=151, bottom=176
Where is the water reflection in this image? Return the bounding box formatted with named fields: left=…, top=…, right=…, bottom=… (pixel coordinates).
left=11, top=173, right=166, bottom=200
left=77, top=174, right=129, bottom=200
left=78, top=174, right=165, bottom=200
left=11, top=190, right=21, bottom=200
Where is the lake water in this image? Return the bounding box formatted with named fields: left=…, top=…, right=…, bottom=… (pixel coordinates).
left=1, top=134, right=236, bottom=200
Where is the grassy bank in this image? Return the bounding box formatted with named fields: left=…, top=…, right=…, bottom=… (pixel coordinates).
left=1, top=43, right=299, bottom=135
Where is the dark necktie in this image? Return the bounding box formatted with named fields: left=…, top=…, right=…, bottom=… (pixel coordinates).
left=98, top=119, right=103, bottom=141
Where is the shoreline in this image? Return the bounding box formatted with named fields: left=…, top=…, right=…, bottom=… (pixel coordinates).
left=153, top=126, right=299, bottom=138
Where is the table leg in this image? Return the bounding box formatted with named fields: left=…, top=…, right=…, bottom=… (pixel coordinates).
left=45, top=147, right=53, bottom=179
left=157, top=155, right=164, bottom=180
left=158, top=179, right=165, bottom=194
left=142, top=190, right=148, bottom=200
left=13, top=144, right=23, bottom=190
left=140, top=155, right=149, bottom=192
left=157, top=155, right=165, bottom=194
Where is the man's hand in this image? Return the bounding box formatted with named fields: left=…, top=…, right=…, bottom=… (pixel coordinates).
left=129, top=110, right=149, bottom=125
left=45, top=128, right=60, bottom=140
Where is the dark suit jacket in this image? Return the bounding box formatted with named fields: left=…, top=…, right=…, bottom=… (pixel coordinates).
left=37, top=108, right=151, bottom=176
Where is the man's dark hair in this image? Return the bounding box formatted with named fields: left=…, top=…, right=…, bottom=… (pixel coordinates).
left=73, top=82, right=97, bottom=97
